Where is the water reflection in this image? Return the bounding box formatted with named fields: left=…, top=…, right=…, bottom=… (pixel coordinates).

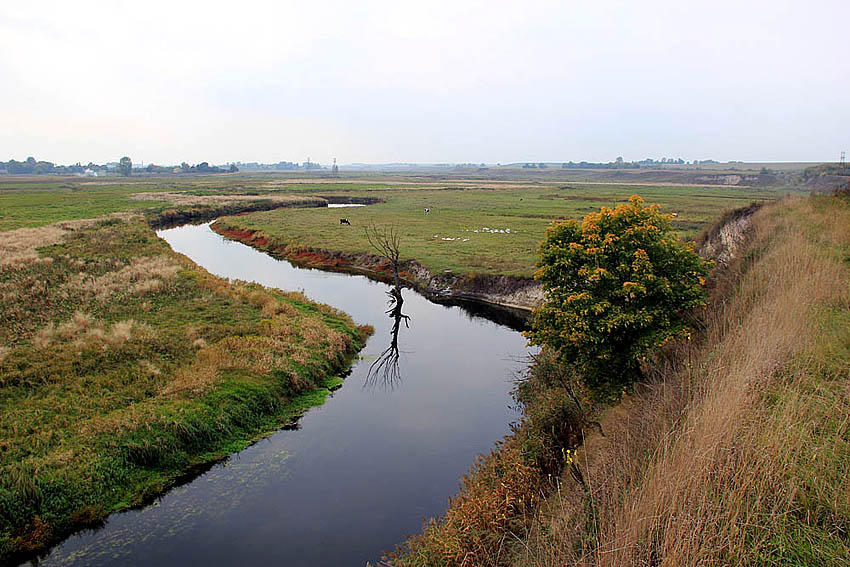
left=366, top=286, right=411, bottom=390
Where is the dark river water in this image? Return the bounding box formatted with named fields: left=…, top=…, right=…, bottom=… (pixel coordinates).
left=28, top=222, right=531, bottom=567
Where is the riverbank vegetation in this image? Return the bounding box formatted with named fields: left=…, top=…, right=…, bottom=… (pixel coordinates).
left=0, top=216, right=370, bottom=562
left=390, top=192, right=850, bottom=566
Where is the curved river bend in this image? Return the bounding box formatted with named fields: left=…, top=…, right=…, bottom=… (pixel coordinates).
left=29, top=222, right=532, bottom=567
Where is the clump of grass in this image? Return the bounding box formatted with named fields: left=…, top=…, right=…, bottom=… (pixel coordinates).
left=3, top=463, right=42, bottom=510
left=62, top=255, right=182, bottom=302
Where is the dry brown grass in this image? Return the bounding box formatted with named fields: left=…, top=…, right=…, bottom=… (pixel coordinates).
left=512, top=196, right=850, bottom=566
left=0, top=214, right=137, bottom=266
left=61, top=255, right=182, bottom=301
left=32, top=312, right=155, bottom=350
left=1, top=221, right=88, bottom=266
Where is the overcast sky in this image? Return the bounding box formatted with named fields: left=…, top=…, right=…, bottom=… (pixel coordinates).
left=1, top=0, right=847, bottom=165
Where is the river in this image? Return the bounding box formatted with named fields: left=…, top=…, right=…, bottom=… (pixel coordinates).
left=28, top=222, right=532, bottom=567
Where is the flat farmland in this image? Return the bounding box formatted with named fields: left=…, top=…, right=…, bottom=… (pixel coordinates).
left=0, top=174, right=792, bottom=277
left=215, top=182, right=787, bottom=277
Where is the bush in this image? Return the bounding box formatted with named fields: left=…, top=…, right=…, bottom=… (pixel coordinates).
left=525, top=195, right=709, bottom=388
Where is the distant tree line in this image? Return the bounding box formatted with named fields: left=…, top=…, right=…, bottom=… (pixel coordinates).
left=233, top=160, right=323, bottom=171
left=173, top=162, right=238, bottom=174
left=558, top=156, right=690, bottom=170
left=0, top=156, right=239, bottom=176
left=0, top=157, right=111, bottom=175
left=517, top=157, right=713, bottom=171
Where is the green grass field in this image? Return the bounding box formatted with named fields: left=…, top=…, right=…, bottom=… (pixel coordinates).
left=0, top=173, right=790, bottom=279
left=0, top=180, right=170, bottom=231
left=0, top=176, right=336, bottom=231
left=213, top=182, right=787, bottom=277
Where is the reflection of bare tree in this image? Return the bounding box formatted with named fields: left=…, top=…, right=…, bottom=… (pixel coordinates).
left=364, top=224, right=411, bottom=389
left=365, top=293, right=410, bottom=389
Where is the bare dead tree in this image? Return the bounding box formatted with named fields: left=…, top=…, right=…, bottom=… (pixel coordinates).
left=364, top=223, right=402, bottom=290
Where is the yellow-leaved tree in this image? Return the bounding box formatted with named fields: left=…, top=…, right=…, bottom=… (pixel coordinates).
left=525, top=195, right=710, bottom=388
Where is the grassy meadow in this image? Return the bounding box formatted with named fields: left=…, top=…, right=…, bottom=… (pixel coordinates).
left=1, top=173, right=790, bottom=279
left=0, top=190, right=371, bottom=561
left=0, top=175, right=329, bottom=231
left=213, top=182, right=787, bottom=277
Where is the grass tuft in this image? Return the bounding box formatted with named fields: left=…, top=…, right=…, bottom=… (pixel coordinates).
left=0, top=216, right=370, bottom=562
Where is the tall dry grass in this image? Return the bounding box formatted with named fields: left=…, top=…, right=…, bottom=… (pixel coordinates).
left=513, top=195, right=850, bottom=566
left=0, top=221, right=88, bottom=266
left=61, top=255, right=182, bottom=301
left=0, top=214, right=136, bottom=266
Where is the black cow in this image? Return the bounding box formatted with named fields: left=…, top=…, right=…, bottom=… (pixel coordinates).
left=340, top=218, right=351, bottom=225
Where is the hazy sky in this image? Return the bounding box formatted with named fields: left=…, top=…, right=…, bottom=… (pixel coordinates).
left=1, top=1, right=847, bottom=165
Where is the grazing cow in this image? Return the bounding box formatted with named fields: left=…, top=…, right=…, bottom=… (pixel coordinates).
left=424, top=208, right=430, bottom=214
left=340, top=218, right=351, bottom=225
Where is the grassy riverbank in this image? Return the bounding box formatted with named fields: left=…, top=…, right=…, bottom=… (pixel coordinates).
left=0, top=216, right=370, bottom=562
left=390, top=193, right=850, bottom=566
